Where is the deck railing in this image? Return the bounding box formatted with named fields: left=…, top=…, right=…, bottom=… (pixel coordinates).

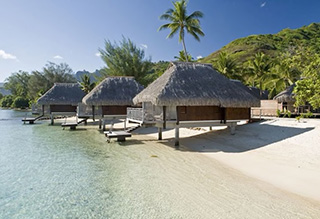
left=127, top=107, right=144, bottom=122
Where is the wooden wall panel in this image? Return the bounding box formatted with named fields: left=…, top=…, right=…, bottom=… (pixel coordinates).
left=225, top=108, right=250, bottom=120
left=177, top=106, right=222, bottom=121
left=102, top=106, right=128, bottom=115
left=50, top=105, right=76, bottom=112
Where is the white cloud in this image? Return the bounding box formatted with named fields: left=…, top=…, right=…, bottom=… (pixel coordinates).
left=95, top=52, right=101, bottom=57
left=260, top=2, right=266, bottom=7
left=0, top=50, right=17, bottom=60
left=140, top=44, right=148, bottom=49
left=196, top=55, right=203, bottom=60
left=53, top=55, right=63, bottom=59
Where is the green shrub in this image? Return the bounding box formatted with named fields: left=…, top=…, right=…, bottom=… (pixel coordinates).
left=0, top=95, right=13, bottom=107
left=287, top=111, right=292, bottom=118
left=12, top=96, right=29, bottom=109
left=0, top=93, right=3, bottom=100
left=276, top=109, right=281, bottom=117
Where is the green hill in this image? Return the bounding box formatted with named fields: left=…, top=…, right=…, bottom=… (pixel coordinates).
left=201, top=22, right=320, bottom=64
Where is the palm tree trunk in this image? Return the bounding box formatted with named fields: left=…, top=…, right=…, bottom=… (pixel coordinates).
left=181, top=34, right=188, bottom=62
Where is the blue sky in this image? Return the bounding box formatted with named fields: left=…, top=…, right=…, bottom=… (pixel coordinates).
left=0, top=0, right=320, bottom=81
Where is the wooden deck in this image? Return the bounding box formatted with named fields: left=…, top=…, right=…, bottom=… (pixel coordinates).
left=22, top=115, right=44, bottom=124
left=104, top=131, right=132, bottom=142
left=22, top=118, right=37, bottom=124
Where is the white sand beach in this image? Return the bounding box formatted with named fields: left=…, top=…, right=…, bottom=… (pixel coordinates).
left=131, top=118, right=320, bottom=203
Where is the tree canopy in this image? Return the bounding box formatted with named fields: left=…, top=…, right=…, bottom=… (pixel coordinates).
left=99, top=37, right=152, bottom=86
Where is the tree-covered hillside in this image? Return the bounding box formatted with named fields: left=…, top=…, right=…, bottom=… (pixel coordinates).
left=201, top=22, right=320, bottom=64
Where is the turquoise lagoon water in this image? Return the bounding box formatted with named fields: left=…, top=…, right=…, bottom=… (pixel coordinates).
left=1, top=109, right=320, bottom=219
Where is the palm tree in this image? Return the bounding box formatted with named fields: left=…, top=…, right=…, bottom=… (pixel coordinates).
left=214, top=52, right=238, bottom=79
left=174, top=50, right=193, bottom=62
left=266, top=62, right=300, bottom=98
left=159, top=0, right=204, bottom=61
left=249, top=52, right=273, bottom=97
left=79, top=75, right=95, bottom=94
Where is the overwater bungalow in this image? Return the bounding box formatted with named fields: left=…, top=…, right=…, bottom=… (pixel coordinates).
left=82, top=76, right=144, bottom=130
left=37, top=83, right=86, bottom=125
left=128, top=62, right=260, bottom=146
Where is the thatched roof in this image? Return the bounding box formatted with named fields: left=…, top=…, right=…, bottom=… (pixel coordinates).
left=37, top=83, right=86, bottom=105
left=82, top=77, right=144, bottom=106
left=273, top=84, right=295, bottom=103
left=133, top=62, right=260, bottom=107
left=247, top=87, right=269, bottom=100
left=230, top=80, right=267, bottom=101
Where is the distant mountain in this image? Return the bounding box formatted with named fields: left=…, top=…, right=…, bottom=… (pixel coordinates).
left=75, top=70, right=101, bottom=82
left=201, top=22, right=320, bottom=64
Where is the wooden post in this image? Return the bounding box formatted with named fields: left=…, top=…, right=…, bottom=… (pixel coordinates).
left=158, top=127, right=162, bottom=140
left=99, top=119, right=102, bottom=129
left=209, top=126, right=212, bottom=131
left=92, top=106, right=95, bottom=121
left=50, top=114, right=54, bottom=125
left=175, top=126, right=180, bottom=147
left=124, top=118, right=127, bottom=130
left=163, top=106, right=166, bottom=129
left=102, top=119, right=106, bottom=131
left=229, top=122, right=236, bottom=135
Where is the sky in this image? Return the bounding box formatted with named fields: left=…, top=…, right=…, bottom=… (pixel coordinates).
left=1, top=0, right=320, bottom=81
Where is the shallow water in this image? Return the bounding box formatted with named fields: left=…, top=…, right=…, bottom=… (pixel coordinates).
left=1, top=109, right=320, bottom=218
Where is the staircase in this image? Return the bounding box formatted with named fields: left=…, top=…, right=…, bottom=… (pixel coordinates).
left=126, top=124, right=141, bottom=133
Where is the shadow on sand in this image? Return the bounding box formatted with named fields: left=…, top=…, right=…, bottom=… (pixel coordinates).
left=158, top=120, right=314, bottom=153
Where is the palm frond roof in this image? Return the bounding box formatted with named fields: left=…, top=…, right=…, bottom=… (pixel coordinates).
left=83, top=77, right=144, bottom=106
left=133, top=62, right=260, bottom=107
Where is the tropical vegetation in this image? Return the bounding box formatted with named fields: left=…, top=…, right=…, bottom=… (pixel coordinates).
left=98, top=37, right=153, bottom=86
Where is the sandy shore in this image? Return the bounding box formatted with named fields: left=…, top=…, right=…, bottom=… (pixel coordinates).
left=131, top=118, right=320, bottom=203
left=62, top=117, right=320, bottom=202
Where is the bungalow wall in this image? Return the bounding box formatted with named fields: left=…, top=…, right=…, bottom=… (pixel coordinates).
left=50, top=105, right=77, bottom=113
left=225, top=107, right=250, bottom=120
left=102, top=105, right=128, bottom=116
left=177, top=106, right=222, bottom=121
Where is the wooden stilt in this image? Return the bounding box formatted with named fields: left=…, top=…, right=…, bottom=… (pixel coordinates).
left=163, top=106, right=166, bottom=129
left=99, top=119, right=102, bottom=129
left=109, top=119, right=114, bottom=133
left=209, top=126, right=212, bottom=131
left=50, top=114, right=54, bottom=125
left=158, top=127, right=162, bottom=140
left=103, top=119, right=108, bottom=132
left=175, top=126, right=179, bottom=147
left=229, top=122, right=236, bottom=135
left=124, top=118, right=127, bottom=130
left=92, top=106, right=95, bottom=121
